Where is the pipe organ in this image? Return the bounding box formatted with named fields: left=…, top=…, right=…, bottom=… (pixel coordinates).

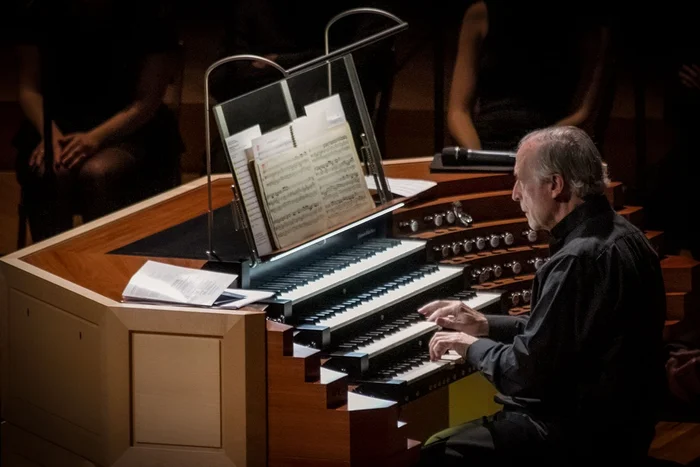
left=1, top=160, right=698, bottom=467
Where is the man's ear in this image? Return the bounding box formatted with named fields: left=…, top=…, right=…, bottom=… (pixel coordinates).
left=550, top=174, right=566, bottom=199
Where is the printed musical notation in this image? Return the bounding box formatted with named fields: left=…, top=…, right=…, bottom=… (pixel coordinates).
left=256, top=146, right=327, bottom=248
left=307, top=123, right=375, bottom=226
left=246, top=110, right=374, bottom=251
left=225, top=125, right=273, bottom=256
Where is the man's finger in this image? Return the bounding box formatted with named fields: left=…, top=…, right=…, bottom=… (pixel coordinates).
left=429, top=333, right=444, bottom=361
left=436, top=316, right=459, bottom=330
left=425, top=307, right=458, bottom=322
left=418, top=300, right=451, bottom=315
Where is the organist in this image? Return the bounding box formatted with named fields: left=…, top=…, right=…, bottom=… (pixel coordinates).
left=418, top=127, right=667, bottom=466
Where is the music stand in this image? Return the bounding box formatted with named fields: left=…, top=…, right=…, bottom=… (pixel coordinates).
left=202, top=8, right=408, bottom=282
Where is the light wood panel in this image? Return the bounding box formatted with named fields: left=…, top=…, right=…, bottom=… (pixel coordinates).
left=132, top=333, right=222, bottom=448
left=1, top=210, right=268, bottom=467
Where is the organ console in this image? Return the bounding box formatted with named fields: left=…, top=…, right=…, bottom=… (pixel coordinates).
left=3, top=161, right=700, bottom=467
left=2, top=13, right=698, bottom=465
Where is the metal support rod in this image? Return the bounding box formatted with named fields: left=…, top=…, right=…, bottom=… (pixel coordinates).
left=203, top=55, right=288, bottom=260
left=324, top=7, right=406, bottom=94
left=290, top=22, right=407, bottom=76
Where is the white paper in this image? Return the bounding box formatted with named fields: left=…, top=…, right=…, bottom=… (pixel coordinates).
left=224, top=125, right=273, bottom=256
left=214, top=288, right=275, bottom=309
left=306, top=122, right=375, bottom=226
left=291, top=113, right=328, bottom=143
left=365, top=176, right=437, bottom=198
left=304, top=93, right=346, bottom=127
left=256, top=145, right=327, bottom=248
left=251, top=124, right=295, bottom=163
left=122, top=261, right=238, bottom=307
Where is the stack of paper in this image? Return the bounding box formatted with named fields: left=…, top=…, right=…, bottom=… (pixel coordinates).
left=122, top=261, right=272, bottom=309
left=214, top=288, right=275, bottom=309
left=365, top=176, right=437, bottom=198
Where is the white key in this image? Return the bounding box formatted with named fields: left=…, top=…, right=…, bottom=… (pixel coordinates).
left=278, top=240, right=426, bottom=303
left=317, top=266, right=463, bottom=330
left=392, top=360, right=450, bottom=383
left=355, top=320, right=438, bottom=357
left=461, top=291, right=502, bottom=310
left=439, top=350, right=464, bottom=362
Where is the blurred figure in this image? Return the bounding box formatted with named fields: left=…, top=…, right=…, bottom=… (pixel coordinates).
left=446, top=0, right=610, bottom=151
left=650, top=5, right=700, bottom=259
left=12, top=0, right=184, bottom=242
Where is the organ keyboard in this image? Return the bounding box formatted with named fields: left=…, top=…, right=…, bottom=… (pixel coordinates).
left=239, top=209, right=507, bottom=405
left=255, top=238, right=427, bottom=305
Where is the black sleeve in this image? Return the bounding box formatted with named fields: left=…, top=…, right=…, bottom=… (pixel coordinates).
left=486, top=314, right=529, bottom=343
left=466, top=255, right=583, bottom=398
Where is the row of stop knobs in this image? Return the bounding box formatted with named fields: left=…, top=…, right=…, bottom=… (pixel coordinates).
left=509, top=289, right=532, bottom=307
left=470, top=256, right=550, bottom=284
left=398, top=201, right=473, bottom=232
left=433, top=229, right=539, bottom=258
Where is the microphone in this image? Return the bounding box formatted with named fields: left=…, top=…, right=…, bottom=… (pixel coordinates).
left=441, top=146, right=517, bottom=167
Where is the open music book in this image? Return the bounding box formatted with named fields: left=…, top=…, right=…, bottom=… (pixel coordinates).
left=225, top=94, right=375, bottom=252
left=122, top=260, right=238, bottom=307
left=122, top=260, right=274, bottom=308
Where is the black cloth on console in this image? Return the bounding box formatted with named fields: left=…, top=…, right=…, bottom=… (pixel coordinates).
left=110, top=206, right=250, bottom=261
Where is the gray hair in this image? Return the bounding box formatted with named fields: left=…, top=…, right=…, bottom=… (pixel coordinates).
left=518, top=126, right=610, bottom=198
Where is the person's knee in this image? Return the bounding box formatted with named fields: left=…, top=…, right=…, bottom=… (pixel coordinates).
left=77, top=148, right=134, bottom=188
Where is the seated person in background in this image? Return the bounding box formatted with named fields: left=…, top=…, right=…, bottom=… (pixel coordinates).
left=647, top=6, right=700, bottom=259
left=447, top=0, right=610, bottom=151
left=13, top=0, right=184, bottom=242
left=419, top=127, right=667, bottom=466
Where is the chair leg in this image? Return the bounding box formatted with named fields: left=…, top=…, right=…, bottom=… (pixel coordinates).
left=17, top=202, right=27, bottom=250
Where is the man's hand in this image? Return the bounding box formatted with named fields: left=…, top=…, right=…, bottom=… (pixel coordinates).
left=418, top=300, right=489, bottom=336
left=429, top=331, right=478, bottom=361
left=57, top=132, right=102, bottom=169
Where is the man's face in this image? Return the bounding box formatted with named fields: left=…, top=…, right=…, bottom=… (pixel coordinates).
left=511, top=142, right=557, bottom=232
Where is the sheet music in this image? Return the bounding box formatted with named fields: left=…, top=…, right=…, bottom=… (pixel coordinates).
left=306, top=122, right=375, bottom=226
left=251, top=124, right=295, bottom=163
left=256, top=146, right=327, bottom=248
left=224, top=125, right=273, bottom=256
left=364, top=176, right=437, bottom=198
left=291, top=113, right=328, bottom=143
left=122, top=260, right=238, bottom=307
left=304, top=93, right=346, bottom=127
left=214, top=288, right=275, bottom=309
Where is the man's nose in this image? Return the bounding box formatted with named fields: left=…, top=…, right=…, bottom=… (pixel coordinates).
left=512, top=187, right=519, bottom=202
